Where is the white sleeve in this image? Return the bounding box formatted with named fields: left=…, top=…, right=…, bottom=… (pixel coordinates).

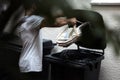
left=27, top=16, right=44, bottom=30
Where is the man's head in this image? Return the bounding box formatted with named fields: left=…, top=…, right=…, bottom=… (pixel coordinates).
left=22, top=0, right=40, bottom=14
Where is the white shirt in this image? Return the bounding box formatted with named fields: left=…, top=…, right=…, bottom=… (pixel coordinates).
left=16, top=15, right=44, bottom=72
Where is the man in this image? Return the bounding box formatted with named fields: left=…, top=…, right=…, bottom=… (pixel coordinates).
left=16, top=0, right=78, bottom=73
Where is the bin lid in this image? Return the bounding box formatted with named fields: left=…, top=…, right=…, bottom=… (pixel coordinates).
left=65, top=9, right=106, bottom=50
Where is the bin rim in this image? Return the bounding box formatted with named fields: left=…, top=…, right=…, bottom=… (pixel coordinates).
left=45, top=49, right=104, bottom=69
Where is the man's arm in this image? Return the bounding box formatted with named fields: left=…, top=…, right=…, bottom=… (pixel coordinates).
left=39, top=17, right=77, bottom=28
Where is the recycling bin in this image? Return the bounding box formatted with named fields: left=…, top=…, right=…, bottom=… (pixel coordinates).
left=45, top=49, right=104, bottom=80
left=44, top=9, right=106, bottom=80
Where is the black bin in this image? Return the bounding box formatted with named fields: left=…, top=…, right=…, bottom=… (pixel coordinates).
left=45, top=10, right=106, bottom=80
left=45, top=49, right=104, bottom=80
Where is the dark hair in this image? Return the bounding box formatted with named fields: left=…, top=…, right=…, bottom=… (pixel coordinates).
left=22, top=0, right=41, bottom=10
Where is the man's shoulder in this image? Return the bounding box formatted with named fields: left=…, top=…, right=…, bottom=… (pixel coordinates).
left=31, top=15, right=44, bottom=19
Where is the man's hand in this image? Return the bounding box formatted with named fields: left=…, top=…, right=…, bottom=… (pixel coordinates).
left=67, top=17, right=77, bottom=25
left=54, top=17, right=67, bottom=26
left=54, top=17, right=77, bottom=27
